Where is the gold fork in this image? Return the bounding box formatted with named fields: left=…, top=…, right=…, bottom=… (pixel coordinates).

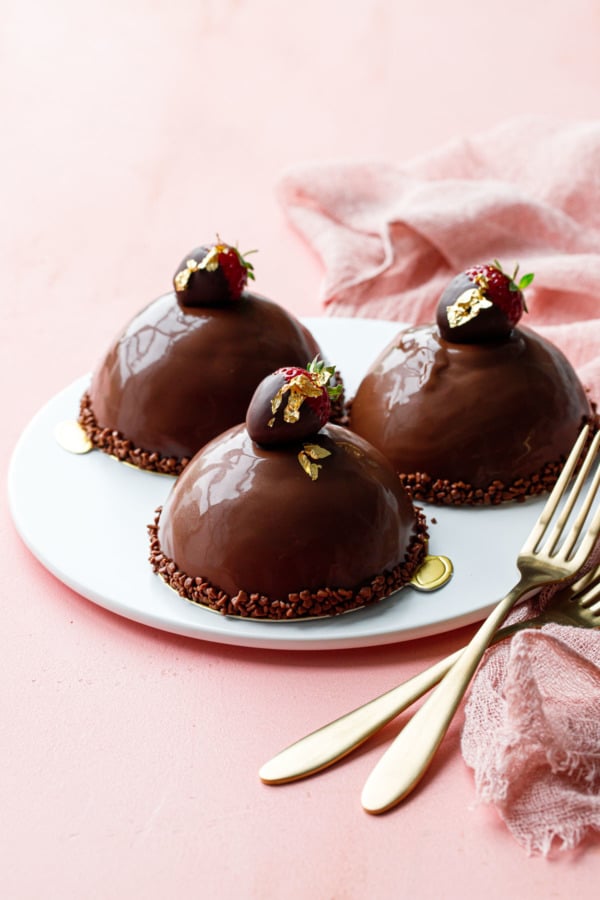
left=258, top=567, right=600, bottom=785
left=361, top=425, right=600, bottom=813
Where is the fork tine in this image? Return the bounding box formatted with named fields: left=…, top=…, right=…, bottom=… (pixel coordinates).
left=545, top=430, right=600, bottom=558
left=563, top=481, right=600, bottom=566
left=569, top=565, right=600, bottom=595
left=570, top=500, right=600, bottom=569
left=521, top=425, right=589, bottom=554
left=577, top=578, right=600, bottom=608
left=587, top=598, right=600, bottom=615
left=566, top=454, right=600, bottom=558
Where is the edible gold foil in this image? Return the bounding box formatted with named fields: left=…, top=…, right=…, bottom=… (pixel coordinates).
left=270, top=374, right=323, bottom=426
left=446, top=287, right=492, bottom=328
left=197, top=246, right=221, bottom=272
left=174, top=244, right=232, bottom=290
left=304, top=443, right=331, bottom=460
left=174, top=258, right=199, bottom=291
left=297, top=443, right=331, bottom=480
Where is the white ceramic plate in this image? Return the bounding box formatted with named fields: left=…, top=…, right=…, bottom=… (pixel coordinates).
left=8, top=317, right=547, bottom=651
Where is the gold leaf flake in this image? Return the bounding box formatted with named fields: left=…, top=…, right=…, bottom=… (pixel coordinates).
left=197, top=246, right=220, bottom=272
left=270, top=373, right=322, bottom=425
left=297, top=443, right=331, bottom=480
left=298, top=451, right=320, bottom=480
left=291, top=373, right=323, bottom=398
left=174, top=245, right=228, bottom=291
left=303, top=444, right=331, bottom=460
left=446, top=287, right=493, bottom=328
left=174, top=258, right=200, bottom=291
left=270, top=384, right=286, bottom=416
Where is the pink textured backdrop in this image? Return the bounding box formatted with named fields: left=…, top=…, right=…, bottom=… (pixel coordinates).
left=3, top=1, right=600, bottom=896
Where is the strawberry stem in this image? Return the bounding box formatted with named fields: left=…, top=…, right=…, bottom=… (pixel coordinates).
left=307, top=356, right=343, bottom=399
left=493, top=259, right=534, bottom=296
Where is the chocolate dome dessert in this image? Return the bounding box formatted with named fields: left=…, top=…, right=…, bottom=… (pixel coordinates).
left=350, top=262, right=595, bottom=506
left=149, top=363, right=428, bottom=619
left=79, top=240, right=343, bottom=474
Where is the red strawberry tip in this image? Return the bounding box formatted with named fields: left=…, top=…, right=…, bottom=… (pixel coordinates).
left=491, top=259, right=534, bottom=310
left=223, top=244, right=257, bottom=281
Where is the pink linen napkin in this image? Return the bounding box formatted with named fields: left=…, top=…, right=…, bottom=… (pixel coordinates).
left=279, top=117, right=600, bottom=855
left=278, top=116, right=600, bottom=403
left=461, top=617, right=600, bottom=856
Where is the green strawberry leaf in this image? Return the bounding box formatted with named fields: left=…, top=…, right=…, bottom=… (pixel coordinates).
left=307, top=356, right=342, bottom=398
left=518, top=272, right=535, bottom=290
left=237, top=247, right=257, bottom=280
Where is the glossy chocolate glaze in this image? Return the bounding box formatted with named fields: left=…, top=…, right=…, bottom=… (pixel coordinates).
left=158, top=423, right=419, bottom=601
left=88, top=291, right=321, bottom=460
left=350, top=324, right=592, bottom=489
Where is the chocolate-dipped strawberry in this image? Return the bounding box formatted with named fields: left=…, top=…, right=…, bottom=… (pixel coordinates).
left=436, top=261, right=534, bottom=343
left=246, top=358, right=343, bottom=446
left=173, top=239, right=256, bottom=307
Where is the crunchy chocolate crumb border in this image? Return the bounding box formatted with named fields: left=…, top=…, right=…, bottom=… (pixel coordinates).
left=78, top=370, right=347, bottom=476
left=398, top=413, right=599, bottom=507
left=401, top=464, right=564, bottom=507
left=344, top=394, right=598, bottom=507
left=147, top=507, right=428, bottom=621
left=78, top=392, right=190, bottom=475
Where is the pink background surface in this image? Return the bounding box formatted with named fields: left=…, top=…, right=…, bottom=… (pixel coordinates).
left=3, top=2, right=600, bottom=897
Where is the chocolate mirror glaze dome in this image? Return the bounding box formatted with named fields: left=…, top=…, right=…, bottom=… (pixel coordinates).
left=350, top=324, right=594, bottom=506
left=79, top=243, right=343, bottom=474
left=148, top=423, right=428, bottom=619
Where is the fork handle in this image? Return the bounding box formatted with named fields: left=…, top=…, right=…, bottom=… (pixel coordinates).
left=259, top=648, right=463, bottom=784
left=259, top=604, right=541, bottom=785
left=361, top=583, right=526, bottom=814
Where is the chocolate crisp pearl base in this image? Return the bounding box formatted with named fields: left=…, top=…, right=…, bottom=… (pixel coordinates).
left=350, top=324, right=596, bottom=506
left=148, top=424, right=428, bottom=620
left=79, top=290, right=345, bottom=474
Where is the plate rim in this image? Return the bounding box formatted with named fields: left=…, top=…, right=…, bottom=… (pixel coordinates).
left=8, top=315, right=541, bottom=651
